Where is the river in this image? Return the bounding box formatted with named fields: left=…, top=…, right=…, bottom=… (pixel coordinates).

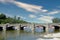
left=0, top=30, right=60, bottom=40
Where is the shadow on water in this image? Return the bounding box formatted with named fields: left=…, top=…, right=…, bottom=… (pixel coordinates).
left=54, top=30, right=60, bottom=33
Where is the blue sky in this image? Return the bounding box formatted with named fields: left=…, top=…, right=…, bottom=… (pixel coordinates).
left=0, top=0, right=60, bottom=23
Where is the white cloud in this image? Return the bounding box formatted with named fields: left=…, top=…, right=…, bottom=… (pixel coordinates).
left=41, top=9, right=48, bottom=12
left=40, top=15, right=45, bottom=17
left=38, top=16, right=54, bottom=23
left=17, top=15, right=26, bottom=19
left=0, top=0, right=56, bottom=23
left=20, top=16, right=26, bottom=19
left=0, top=0, right=15, bottom=3
left=29, top=14, right=36, bottom=18
left=0, top=0, right=48, bottom=13
left=48, top=10, right=60, bottom=15
left=14, top=1, right=48, bottom=13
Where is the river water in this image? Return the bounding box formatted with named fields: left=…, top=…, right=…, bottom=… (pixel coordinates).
left=0, top=30, right=60, bottom=40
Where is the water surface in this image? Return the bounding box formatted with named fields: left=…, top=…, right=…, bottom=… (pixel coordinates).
left=0, top=30, right=60, bottom=40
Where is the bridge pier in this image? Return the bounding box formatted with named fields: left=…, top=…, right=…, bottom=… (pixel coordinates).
left=45, top=24, right=49, bottom=34
left=30, top=24, right=35, bottom=33
left=14, top=24, right=21, bottom=30
left=3, top=25, right=6, bottom=31
left=3, top=27, right=6, bottom=31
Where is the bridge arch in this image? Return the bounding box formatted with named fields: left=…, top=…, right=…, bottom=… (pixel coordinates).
left=53, top=25, right=60, bottom=31
left=34, top=25, right=46, bottom=32
left=6, top=26, right=15, bottom=31
left=0, top=26, right=3, bottom=31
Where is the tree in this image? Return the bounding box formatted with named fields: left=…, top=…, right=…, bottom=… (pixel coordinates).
left=4, top=17, right=14, bottom=23
left=52, top=18, right=60, bottom=23
left=17, top=17, right=20, bottom=20
left=0, top=13, right=28, bottom=24
left=0, top=13, right=7, bottom=24
left=0, top=13, right=6, bottom=19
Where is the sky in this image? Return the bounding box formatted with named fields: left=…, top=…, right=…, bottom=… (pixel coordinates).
left=0, top=0, right=60, bottom=23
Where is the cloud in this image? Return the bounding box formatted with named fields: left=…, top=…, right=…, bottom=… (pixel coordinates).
left=48, top=10, right=60, bottom=15
left=29, top=14, right=36, bottom=18
left=20, top=16, right=26, bottom=19
left=0, top=0, right=15, bottom=3
left=38, top=16, right=54, bottom=23
left=13, top=1, right=48, bottom=13
left=0, top=0, right=56, bottom=23
left=41, top=9, right=48, bottom=12
left=17, top=15, right=26, bottom=19
left=0, top=0, right=48, bottom=13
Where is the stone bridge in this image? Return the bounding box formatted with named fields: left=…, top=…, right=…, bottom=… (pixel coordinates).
left=0, top=23, right=60, bottom=32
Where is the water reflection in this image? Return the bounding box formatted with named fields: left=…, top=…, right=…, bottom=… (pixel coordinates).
left=0, top=30, right=60, bottom=40
left=24, top=27, right=31, bottom=32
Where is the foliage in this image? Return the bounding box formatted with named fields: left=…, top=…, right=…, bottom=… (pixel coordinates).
left=0, top=13, right=6, bottom=19
left=0, top=13, right=28, bottom=24
left=52, top=18, right=60, bottom=23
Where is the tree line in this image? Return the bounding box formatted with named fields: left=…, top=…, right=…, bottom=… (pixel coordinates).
left=0, top=13, right=28, bottom=24
left=0, top=13, right=60, bottom=24
left=52, top=18, right=60, bottom=23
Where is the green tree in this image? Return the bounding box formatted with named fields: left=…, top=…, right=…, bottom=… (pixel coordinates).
left=0, top=13, right=6, bottom=19
left=0, top=13, right=6, bottom=24
left=17, top=17, right=20, bottom=20
left=4, top=17, right=14, bottom=23
left=0, top=13, right=28, bottom=24
left=52, top=18, right=60, bottom=23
